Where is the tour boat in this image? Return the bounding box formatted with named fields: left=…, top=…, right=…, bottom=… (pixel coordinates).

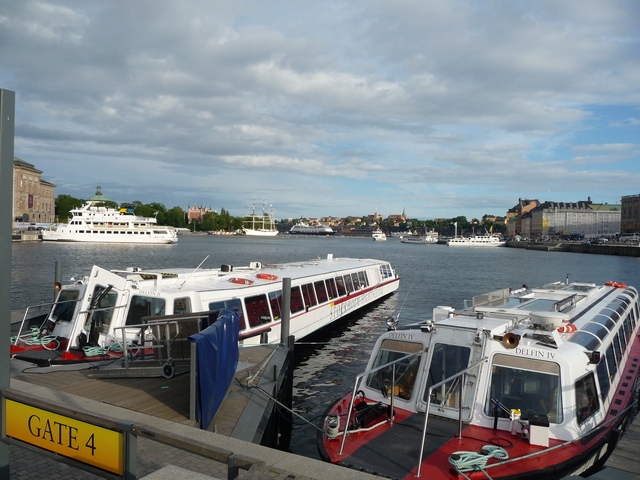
left=447, top=233, right=505, bottom=247
left=372, top=230, right=387, bottom=241
left=289, top=222, right=335, bottom=236
left=11, top=254, right=399, bottom=366
left=401, top=231, right=438, bottom=245
left=241, top=198, right=278, bottom=236
left=318, top=279, right=639, bottom=479
left=41, top=186, right=178, bottom=244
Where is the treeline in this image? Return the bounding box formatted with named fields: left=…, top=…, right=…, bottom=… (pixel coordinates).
left=54, top=195, right=243, bottom=232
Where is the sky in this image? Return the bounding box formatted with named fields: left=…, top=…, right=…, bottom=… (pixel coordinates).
left=1, top=1, right=639, bottom=221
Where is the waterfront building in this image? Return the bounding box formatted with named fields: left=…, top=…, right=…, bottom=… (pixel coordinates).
left=12, top=157, right=55, bottom=225
left=521, top=198, right=620, bottom=239
left=621, top=194, right=640, bottom=233
left=505, top=198, right=539, bottom=237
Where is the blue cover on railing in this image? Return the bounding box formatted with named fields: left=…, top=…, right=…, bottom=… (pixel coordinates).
left=188, top=309, right=240, bottom=430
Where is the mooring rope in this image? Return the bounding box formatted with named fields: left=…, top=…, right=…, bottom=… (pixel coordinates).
left=11, top=328, right=60, bottom=350
left=448, top=445, right=508, bottom=480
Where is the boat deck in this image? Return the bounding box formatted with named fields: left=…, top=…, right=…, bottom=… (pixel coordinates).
left=9, top=344, right=282, bottom=436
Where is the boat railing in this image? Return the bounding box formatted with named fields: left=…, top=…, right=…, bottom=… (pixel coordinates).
left=12, top=299, right=80, bottom=343
left=416, top=357, right=488, bottom=478
left=338, top=350, right=424, bottom=457
left=114, top=311, right=218, bottom=377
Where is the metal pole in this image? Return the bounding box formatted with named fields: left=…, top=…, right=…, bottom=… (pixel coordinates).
left=0, top=88, right=16, bottom=478
left=280, top=278, right=291, bottom=343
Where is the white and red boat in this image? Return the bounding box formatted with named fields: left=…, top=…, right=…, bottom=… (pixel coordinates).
left=319, top=279, right=639, bottom=479
left=11, top=254, right=399, bottom=366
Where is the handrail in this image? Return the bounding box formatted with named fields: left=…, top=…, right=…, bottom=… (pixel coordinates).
left=338, top=350, right=424, bottom=456
left=415, top=356, right=488, bottom=478
left=12, top=299, right=81, bottom=344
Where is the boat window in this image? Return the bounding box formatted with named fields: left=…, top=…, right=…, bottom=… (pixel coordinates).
left=596, top=357, right=610, bottom=401
left=325, top=278, right=338, bottom=300
left=568, top=331, right=601, bottom=351
left=208, top=299, right=244, bottom=330
left=269, top=291, right=282, bottom=320
left=484, top=354, right=562, bottom=424
left=290, top=286, right=305, bottom=313
left=335, top=277, right=347, bottom=297
left=245, top=294, right=272, bottom=328
left=366, top=339, right=423, bottom=401
left=85, top=286, right=119, bottom=336
left=173, top=297, right=191, bottom=315
left=623, top=317, right=633, bottom=343
left=358, top=271, right=368, bottom=288
left=125, top=295, right=166, bottom=326
left=582, top=323, right=608, bottom=341
left=301, top=283, right=317, bottom=308
left=380, top=264, right=393, bottom=279
left=314, top=280, right=328, bottom=304
left=612, top=334, right=622, bottom=364
left=575, top=373, right=600, bottom=426
left=50, top=290, right=80, bottom=322
left=617, top=328, right=627, bottom=351
left=424, top=344, right=471, bottom=410
left=591, top=314, right=615, bottom=331
left=605, top=344, right=618, bottom=378
left=343, top=275, right=354, bottom=294
left=351, top=273, right=360, bottom=290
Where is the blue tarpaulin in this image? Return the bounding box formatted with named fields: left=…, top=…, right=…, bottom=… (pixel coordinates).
left=188, top=309, right=240, bottom=430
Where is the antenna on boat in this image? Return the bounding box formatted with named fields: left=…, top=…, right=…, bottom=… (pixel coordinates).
left=178, top=255, right=210, bottom=289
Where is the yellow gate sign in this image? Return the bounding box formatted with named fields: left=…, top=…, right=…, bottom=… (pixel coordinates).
left=5, top=398, right=124, bottom=475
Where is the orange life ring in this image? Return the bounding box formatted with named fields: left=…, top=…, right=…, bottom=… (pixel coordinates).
left=229, top=277, right=254, bottom=285
left=557, top=324, right=577, bottom=333
left=257, top=273, right=278, bottom=281
left=605, top=281, right=627, bottom=289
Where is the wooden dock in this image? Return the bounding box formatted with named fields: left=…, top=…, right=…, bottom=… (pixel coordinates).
left=604, top=415, right=640, bottom=476
left=9, top=342, right=291, bottom=442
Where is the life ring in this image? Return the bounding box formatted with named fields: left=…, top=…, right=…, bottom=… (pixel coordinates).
left=257, top=273, right=278, bottom=281
left=229, top=277, right=254, bottom=285
left=557, top=324, right=577, bottom=333
left=605, top=281, right=627, bottom=289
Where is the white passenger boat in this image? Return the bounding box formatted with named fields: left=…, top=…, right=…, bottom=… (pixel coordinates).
left=289, top=222, right=335, bottom=236
left=401, top=231, right=438, bottom=244
left=447, top=233, right=505, bottom=247
left=241, top=198, right=278, bottom=237
left=11, top=254, right=399, bottom=365
left=41, top=186, right=178, bottom=244
left=372, top=230, right=387, bottom=241
left=319, top=279, right=640, bottom=480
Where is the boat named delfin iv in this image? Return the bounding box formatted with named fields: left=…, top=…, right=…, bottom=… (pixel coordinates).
left=11, top=254, right=399, bottom=366
left=41, top=186, right=178, bottom=244
left=319, top=279, right=640, bottom=480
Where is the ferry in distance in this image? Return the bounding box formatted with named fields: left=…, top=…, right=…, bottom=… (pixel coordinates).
left=289, top=222, right=335, bottom=236
left=41, top=186, right=177, bottom=244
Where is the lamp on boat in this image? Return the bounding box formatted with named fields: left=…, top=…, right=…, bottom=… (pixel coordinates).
left=54, top=281, right=62, bottom=292
left=587, top=350, right=601, bottom=364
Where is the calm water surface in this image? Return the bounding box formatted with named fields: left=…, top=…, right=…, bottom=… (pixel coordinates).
left=11, top=235, right=640, bottom=459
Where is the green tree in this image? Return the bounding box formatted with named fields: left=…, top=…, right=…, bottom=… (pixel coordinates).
left=54, top=194, right=84, bottom=222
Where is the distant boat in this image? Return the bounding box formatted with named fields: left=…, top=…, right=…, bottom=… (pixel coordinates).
left=41, top=186, right=177, bottom=244
left=390, top=230, right=413, bottom=238
left=447, top=233, right=505, bottom=247
left=401, top=230, right=438, bottom=244
left=241, top=199, right=278, bottom=237
left=289, top=222, right=335, bottom=236
left=372, top=229, right=387, bottom=241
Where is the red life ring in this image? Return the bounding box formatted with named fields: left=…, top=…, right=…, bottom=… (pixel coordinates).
left=257, top=273, right=278, bottom=281
left=605, top=281, right=627, bottom=289
left=229, top=277, right=254, bottom=285
left=557, top=324, right=577, bottom=333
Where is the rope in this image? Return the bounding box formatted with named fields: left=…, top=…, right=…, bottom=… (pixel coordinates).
left=11, top=328, right=60, bottom=350
left=448, top=445, right=508, bottom=480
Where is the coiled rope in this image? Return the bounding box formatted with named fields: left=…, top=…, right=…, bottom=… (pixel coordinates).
left=448, top=445, right=508, bottom=480
left=83, top=341, right=128, bottom=357
left=11, top=328, right=60, bottom=350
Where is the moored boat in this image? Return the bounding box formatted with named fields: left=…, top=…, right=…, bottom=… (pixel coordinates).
left=447, top=233, right=505, bottom=247
left=401, top=231, right=438, bottom=245
left=241, top=198, right=278, bottom=237
left=11, top=254, right=399, bottom=366
left=41, top=186, right=178, bottom=244
left=318, top=279, right=640, bottom=479
left=289, top=222, right=335, bottom=236
left=372, top=230, right=387, bottom=241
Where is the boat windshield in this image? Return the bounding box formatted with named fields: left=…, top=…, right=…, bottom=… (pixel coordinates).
left=366, top=339, right=423, bottom=400
left=50, top=290, right=80, bottom=322
left=485, top=354, right=563, bottom=423
left=423, top=344, right=471, bottom=409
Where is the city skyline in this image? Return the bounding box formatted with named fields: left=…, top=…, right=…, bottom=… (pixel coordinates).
left=1, top=1, right=639, bottom=220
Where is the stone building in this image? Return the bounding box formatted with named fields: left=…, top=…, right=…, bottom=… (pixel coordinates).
left=520, top=199, right=620, bottom=239
left=13, top=157, right=55, bottom=224
left=621, top=194, right=640, bottom=233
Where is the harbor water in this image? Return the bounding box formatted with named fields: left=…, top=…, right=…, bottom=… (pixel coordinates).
left=11, top=235, right=640, bottom=460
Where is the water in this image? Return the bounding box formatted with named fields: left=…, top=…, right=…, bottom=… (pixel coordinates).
left=11, top=236, right=640, bottom=459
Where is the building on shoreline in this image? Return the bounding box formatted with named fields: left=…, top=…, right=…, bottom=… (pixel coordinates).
left=12, top=157, right=55, bottom=225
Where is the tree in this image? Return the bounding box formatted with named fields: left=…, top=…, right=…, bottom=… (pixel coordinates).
left=54, top=194, right=84, bottom=222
